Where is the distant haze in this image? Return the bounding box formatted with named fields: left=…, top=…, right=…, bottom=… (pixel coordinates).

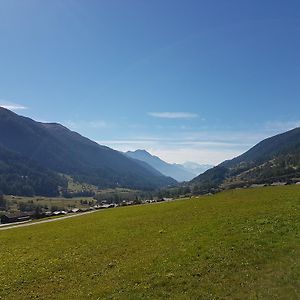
left=102, top=141, right=248, bottom=166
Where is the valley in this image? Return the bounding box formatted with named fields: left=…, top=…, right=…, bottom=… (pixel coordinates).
left=1, top=2, right=299, bottom=299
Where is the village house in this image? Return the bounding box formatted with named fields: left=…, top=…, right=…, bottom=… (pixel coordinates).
left=0, top=212, right=34, bottom=224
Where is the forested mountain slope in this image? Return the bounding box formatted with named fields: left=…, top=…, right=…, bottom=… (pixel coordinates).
left=191, top=128, right=300, bottom=193
left=0, top=107, right=176, bottom=192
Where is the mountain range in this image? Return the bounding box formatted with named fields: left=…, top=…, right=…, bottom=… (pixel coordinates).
left=2, top=107, right=300, bottom=198
left=125, top=150, right=212, bottom=182
left=191, top=127, right=300, bottom=194
left=0, top=107, right=176, bottom=196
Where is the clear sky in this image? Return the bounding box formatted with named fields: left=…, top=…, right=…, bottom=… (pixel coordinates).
left=1, top=0, right=300, bottom=165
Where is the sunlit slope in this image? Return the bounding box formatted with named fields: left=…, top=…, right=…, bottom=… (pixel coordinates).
left=1, top=185, right=299, bottom=299
left=191, top=127, right=300, bottom=192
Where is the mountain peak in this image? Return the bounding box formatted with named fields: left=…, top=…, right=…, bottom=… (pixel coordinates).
left=126, top=149, right=155, bottom=160
left=0, top=106, right=17, bottom=116
left=129, top=149, right=150, bottom=155
left=126, top=150, right=211, bottom=182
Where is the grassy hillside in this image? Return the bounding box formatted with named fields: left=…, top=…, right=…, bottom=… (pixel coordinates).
left=1, top=186, right=300, bottom=299
left=4, top=195, right=96, bottom=213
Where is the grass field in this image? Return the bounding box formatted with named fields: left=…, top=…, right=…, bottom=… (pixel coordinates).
left=4, top=195, right=96, bottom=213
left=0, top=185, right=299, bottom=299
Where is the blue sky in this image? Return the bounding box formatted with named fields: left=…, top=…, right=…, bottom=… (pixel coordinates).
left=1, top=0, right=300, bottom=164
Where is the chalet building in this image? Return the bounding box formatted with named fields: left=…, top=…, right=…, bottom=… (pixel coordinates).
left=0, top=212, right=34, bottom=224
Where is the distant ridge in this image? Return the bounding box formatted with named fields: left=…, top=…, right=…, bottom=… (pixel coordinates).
left=0, top=107, right=176, bottom=194
left=126, top=149, right=212, bottom=182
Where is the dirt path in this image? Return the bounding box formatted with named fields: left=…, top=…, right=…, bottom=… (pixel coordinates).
left=0, top=210, right=98, bottom=231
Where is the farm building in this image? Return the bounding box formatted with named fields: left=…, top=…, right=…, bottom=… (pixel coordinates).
left=0, top=212, right=34, bottom=224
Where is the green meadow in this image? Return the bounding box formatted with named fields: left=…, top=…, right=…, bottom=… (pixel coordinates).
left=3, top=195, right=96, bottom=213
left=0, top=185, right=299, bottom=299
